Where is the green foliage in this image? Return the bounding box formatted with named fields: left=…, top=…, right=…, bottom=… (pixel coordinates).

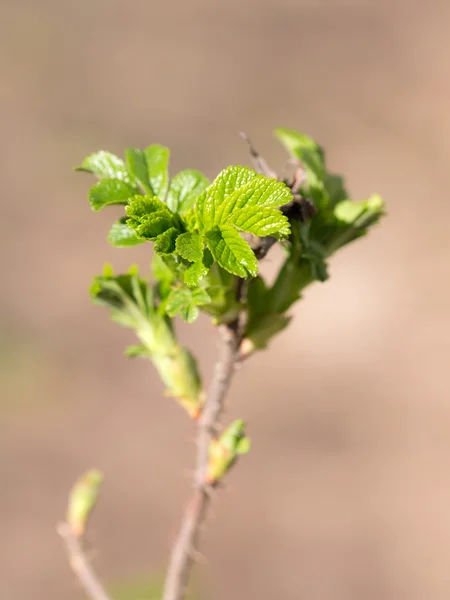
left=78, top=128, right=384, bottom=376
left=90, top=264, right=203, bottom=417
left=207, top=419, right=251, bottom=483
left=165, top=286, right=211, bottom=323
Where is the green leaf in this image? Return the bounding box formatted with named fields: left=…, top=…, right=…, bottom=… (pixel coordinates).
left=108, top=221, right=145, bottom=247
left=126, top=194, right=170, bottom=223
left=144, top=145, right=169, bottom=198
left=125, top=344, right=152, bottom=358
left=274, top=127, right=325, bottom=164
left=196, top=166, right=257, bottom=229
left=184, top=260, right=209, bottom=287
left=167, top=169, right=209, bottom=213
left=154, top=227, right=179, bottom=254
left=88, top=179, right=139, bottom=211
left=229, top=206, right=290, bottom=238
left=166, top=286, right=211, bottom=323
left=197, top=166, right=292, bottom=230
left=205, top=225, right=258, bottom=278
left=334, top=193, right=384, bottom=226
left=176, top=232, right=204, bottom=262
left=75, top=151, right=130, bottom=180
left=135, top=212, right=175, bottom=240
left=125, top=148, right=153, bottom=194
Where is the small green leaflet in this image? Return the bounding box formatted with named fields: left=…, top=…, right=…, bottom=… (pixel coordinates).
left=165, top=287, right=211, bottom=323
left=205, top=226, right=258, bottom=278
left=108, top=221, right=146, bottom=247
left=166, top=170, right=209, bottom=213
left=75, top=151, right=131, bottom=181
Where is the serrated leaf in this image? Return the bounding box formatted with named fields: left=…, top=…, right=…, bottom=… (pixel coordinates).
left=176, top=232, right=204, bottom=262
left=88, top=179, right=139, bottom=211
left=195, top=166, right=293, bottom=256
left=135, top=212, right=174, bottom=240
left=108, top=221, right=145, bottom=247
left=154, top=227, right=179, bottom=254
left=125, top=148, right=153, bottom=194
left=126, top=195, right=177, bottom=241
left=126, top=195, right=170, bottom=222
left=75, top=151, right=130, bottom=180
left=218, top=173, right=292, bottom=224
left=205, top=225, right=258, bottom=278
left=228, top=206, right=290, bottom=237
left=167, top=169, right=209, bottom=213
left=166, top=286, right=211, bottom=323
left=184, top=260, right=209, bottom=288
left=144, top=145, right=169, bottom=198
left=196, top=166, right=257, bottom=229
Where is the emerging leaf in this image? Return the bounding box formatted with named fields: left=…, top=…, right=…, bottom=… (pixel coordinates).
left=207, top=419, right=250, bottom=484
left=176, top=232, right=204, bottom=263
left=144, top=145, right=170, bottom=199
left=88, top=179, right=139, bottom=211
left=75, top=151, right=130, bottom=180
left=125, top=148, right=154, bottom=194
left=67, top=469, right=103, bottom=537
left=166, top=286, right=211, bottom=323
left=166, top=169, right=209, bottom=213
left=154, top=227, right=179, bottom=254
left=108, top=220, right=146, bottom=247
left=184, top=260, right=209, bottom=288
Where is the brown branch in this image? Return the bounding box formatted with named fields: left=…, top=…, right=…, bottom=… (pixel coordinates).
left=162, top=325, right=240, bottom=600
left=58, top=522, right=112, bottom=600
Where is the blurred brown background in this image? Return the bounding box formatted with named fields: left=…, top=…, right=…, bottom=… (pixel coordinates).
left=1, top=0, right=449, bottom=599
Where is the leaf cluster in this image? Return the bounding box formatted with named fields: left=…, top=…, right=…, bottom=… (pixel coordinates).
left=79, top=129, right=384, bottom=351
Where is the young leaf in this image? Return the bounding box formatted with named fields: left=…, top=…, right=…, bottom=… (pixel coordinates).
left=166, top=287, right=211, bottom=323
left=154, top=227, right=179, bottom=254
left=228, top=205, right=290, bottom=238
left=144, top=145, right=169, bottom=199
left=125, top=148, right=154, bottom=194
left=205, top=225, right=258, bottom=278
left=126, top=195, right=179, bottom=241
left=197, top=166, right=292, bottom=230
left=176, top=232, right=204, bottom=262
left=75, top=151, right=130, bottom=180
left=136, top=213, right=175, bottom=240
left=184, top=260, right=209, bottom=288
left=91, top=266, right=203, bottom=416
left=88, top=179, right=139, bottom=211
left=108, top=221, right=146, bottom=247
left=166, top=169, right=209, bottom=213
left=274, top=128, right=325, bottom=164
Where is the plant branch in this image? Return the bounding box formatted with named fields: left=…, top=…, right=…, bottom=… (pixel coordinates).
left=58, top=522, right=112, bottom=600
left=162, top=324, right=241, bottom=600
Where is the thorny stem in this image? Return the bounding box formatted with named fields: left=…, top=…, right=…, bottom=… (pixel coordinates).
left=162, top=324, right=241, bottom=600
left=58, top=522, right=112, bottom=600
